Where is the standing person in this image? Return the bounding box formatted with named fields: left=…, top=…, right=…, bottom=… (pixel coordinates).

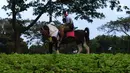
left=40, top=22, right=59, bottom=54
left=47, top=22, right=59, bottom=54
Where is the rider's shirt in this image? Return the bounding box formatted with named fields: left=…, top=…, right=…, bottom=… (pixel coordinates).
left=64, top=15, right=73, bottom=25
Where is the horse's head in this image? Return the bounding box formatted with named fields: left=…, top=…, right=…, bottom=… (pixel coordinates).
left=40, top=22, right=57, bottom=39
left=40, top=25, right=50, bottom=38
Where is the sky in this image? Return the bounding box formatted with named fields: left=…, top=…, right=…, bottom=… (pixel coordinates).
left=0, top=0, right=130, bottom=40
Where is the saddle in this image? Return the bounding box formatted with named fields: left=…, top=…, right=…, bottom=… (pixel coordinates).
left=59, top=24, right=75, bottom=38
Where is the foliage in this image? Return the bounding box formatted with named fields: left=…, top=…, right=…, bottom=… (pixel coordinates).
left=89, top=35, right=130, bottom=54
left=0, top=18, right=28, bottom=53
left=31, top=0, right=129, bottom=22
left=98, top=16, right=130, bottom=36
left=0, top=53, right=130, bottom=72
left=3, top=0, right=129, bottom=21
left=2, top=0, right=32, bottom=19
left=0, top=34, right=28, bottom=54
left=89, top=38, right=100, bottom=53
left=29, top=44, right=49, bottom=54
left=1, top=0, right=44, bottom=52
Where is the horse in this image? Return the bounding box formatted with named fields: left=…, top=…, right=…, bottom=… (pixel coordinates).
left=59, top=26, right=90, bottom=54
left=40, top=22, right=90, bottom=54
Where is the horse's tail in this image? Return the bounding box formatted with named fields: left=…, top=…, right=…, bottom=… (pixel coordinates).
left=84, top=27, right=90, bottom=44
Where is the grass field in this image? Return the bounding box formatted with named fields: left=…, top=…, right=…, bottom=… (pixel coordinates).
left=0, top=53, right=130, bottom=73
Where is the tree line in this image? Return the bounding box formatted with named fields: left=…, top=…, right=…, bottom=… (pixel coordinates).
left=0, top=0, right=129, bottom=53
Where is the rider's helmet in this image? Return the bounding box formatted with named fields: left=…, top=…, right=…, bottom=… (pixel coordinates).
left=63, top=10, right=68, bottom=16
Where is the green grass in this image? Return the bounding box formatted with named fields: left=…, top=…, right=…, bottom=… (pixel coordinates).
left=0, top=53, right=130, bottom=73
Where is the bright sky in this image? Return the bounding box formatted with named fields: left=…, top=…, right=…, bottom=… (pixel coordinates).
left=0, top=0, right=130, bottom=39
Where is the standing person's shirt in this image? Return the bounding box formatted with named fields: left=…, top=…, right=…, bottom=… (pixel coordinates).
left=47, top=23, right=59, bottom=37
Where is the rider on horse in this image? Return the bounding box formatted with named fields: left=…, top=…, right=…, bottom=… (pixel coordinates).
left=62, top=10, right=75, bottom=38
left=61, top=10, right=90, bottom=54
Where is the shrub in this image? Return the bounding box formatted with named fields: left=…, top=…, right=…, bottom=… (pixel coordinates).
left=0, top=53, right=130, bottom=73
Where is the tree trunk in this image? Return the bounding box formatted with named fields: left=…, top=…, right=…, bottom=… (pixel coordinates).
left=15, top=31, right=21, bottom=53
left=49, top=0, right=52, bottom=22
left=12, top=0, right=21, bottom=53
left=12, top=0, right=17, bottom=53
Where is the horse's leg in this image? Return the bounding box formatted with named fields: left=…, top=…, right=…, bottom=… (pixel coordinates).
left=55, top=40, right=59, bottom=54
left=49, top=42, right=53, bottom=54
left=77, top=44, right=83, bottom=54
left=52, top=37, right=60, bottom=54
left=83, top=42, right=90, bottom=54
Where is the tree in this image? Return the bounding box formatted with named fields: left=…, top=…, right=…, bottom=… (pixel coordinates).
left=90, top=35, right=130, bottom=53
left=1, top=0, right=129, bottom=53
left=98, top=16, right=130, bottom=36
left=2, top=0, right=47, bottom=53
left=0, top=18, right=28, bottom=53
left=32, top=0, right=129, bottom=22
